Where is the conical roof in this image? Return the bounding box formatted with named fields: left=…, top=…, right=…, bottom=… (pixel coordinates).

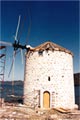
left=29, top=41, right=73, bottom=56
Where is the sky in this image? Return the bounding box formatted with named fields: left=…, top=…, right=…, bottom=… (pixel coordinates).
left=0, top=0, right=79, bottom=81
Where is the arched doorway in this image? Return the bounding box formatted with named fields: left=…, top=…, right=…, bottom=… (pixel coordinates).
left=43, top=91, right=50, bottom=108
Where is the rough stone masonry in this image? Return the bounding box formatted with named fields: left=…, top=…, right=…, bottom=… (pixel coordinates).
left=24, top=41, right=76, bottom=109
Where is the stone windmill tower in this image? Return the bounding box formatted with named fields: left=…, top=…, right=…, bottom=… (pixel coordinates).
left=24, top=41, right=75, bottom=109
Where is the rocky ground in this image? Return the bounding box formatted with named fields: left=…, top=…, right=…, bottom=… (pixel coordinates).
left=0, top=103, right=80, bottom=120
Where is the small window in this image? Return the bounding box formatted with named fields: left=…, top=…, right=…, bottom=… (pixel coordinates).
left=48, top=76, right=50, bottom=81
left=38, top=50, right=43, bottom=55
left=46, top=48, right=49, bottom=52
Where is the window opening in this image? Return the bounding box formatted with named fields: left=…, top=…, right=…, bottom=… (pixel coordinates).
left=48, top=76, right=50, bottom=81
left=38, top=50, right=43, bottom=55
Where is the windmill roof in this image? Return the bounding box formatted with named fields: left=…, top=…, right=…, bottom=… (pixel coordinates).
left=29, top=41, right=73, bottom=56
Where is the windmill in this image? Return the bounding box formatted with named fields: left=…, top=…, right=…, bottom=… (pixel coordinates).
left=0, top=13, right=32, bottom=101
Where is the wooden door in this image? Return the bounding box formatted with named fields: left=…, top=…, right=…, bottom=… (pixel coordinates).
left=43, top=91, right=50, bottom=108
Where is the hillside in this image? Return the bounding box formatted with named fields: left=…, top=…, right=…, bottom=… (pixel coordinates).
left=0, top=80, right=23, bottom=86
left=74, top=73, right=80, bottom=86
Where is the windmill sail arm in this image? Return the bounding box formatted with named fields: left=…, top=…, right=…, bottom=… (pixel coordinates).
left=15, top=15, right=21, bottom=41
left=0, top=41, right=12, bottom=46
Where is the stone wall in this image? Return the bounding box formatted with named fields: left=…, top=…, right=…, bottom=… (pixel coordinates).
left=24, top=49, right=75, bottom=109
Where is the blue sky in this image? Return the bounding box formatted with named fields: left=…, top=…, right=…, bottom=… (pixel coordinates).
left=1, top=1, right=79, bottom=81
